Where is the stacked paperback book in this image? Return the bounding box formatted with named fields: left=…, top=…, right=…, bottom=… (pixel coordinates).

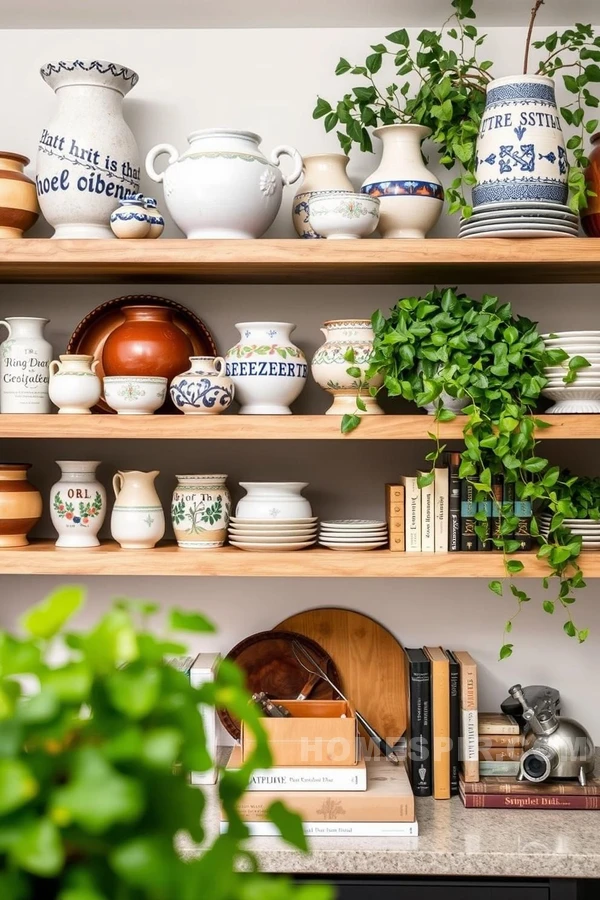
left=478, top=713, right=524, bottom=777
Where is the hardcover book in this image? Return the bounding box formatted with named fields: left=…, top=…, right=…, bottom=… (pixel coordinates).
left=419, top=471, right=435, bottom=552
left=452, top=650, right=479, bottom=783
left=460, top=772, right=600, bottom=796
left=223, top=821, right=420, bottom=836
left=217, top=745, right=367, bottom=792
left=385, top=483, right=405, bottom=552
left=460, top=479, right=477, bottom=551
left=476, top=496, right=492, bottom=551
left=478, top=747, right=523, bottom=762
left=491, top=473, right=503, bottom=544
left=448, top=452, right=461, bottom=552
left=434, top=467, right=449, bottom=552
left=400, top=475, right=421, bottom=552
left=424, top=646, right=450, bottom=800
left=478, top=734, right=524, bottom=750
left=514, top=497, right=533, bottom=551
left=445, top=650, right=460, bottom=795
left=479, top=760, right=521, bottom=776
left=405, top=648, right=432, bottom=797
left=460, top=789, right=600, bottom=810
left=478, top=713, right=521, bottom=735
left=503, top=480, right=515, bottom=538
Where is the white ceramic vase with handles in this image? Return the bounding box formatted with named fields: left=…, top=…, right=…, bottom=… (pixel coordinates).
left=0, top=317, right=52, bottom=413
left=37, top=60, right=140, bottom=239
left=225, top=322, right=307, bottom=415
left=146, top=129, right=303, bottom=238
left=111, top=470, right=165, bottom=550
left=49, top=354, right=101, bottom=414
left=292, top=153, right=353, bottom=238
left=50, top=460, right=106, bottom=548
left=311, top=319, right=383, bottom=415
left=361, top=124, right=444, bottom=238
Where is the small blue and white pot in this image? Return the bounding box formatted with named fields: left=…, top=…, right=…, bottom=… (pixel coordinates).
left=170, top=356, right=234, bottom=415
left=473, top=75, right=568, bottom=207
left=361, top=124, right=443, bottom=238
left=110, top=195, right=151, bottom=238
left=143, top=196, right=165, bottom=239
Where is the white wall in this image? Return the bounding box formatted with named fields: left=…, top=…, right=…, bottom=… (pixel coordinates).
left=0, top=29, right=599, bottom=738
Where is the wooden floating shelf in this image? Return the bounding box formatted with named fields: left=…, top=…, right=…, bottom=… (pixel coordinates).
left=0, top=238, right=600, bottom=284
left=0, top=414, right=597, bottom=440
left=2, top=542, right=599, bottom=577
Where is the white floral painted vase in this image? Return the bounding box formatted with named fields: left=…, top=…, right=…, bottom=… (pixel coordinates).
left=146, top=129, right=303, bottom=238
left=49, top=354, right=101, bottom=414
left=473, top=75, right=567, bottom=207
left=110, top=195, right=151, bottom=238
left=0, top=317, right=52, bottom=414
left=50, top=460, right=106, bottom=548
left=170, top=356, right=234, bottom=415
left=143, top=196, right=165, bottom=238
left=171, top=474, right=231, bottom=549
left=292, top=153, right=353, bottom=238
left=311, top=319, right=383, bottom=416
left=225, top=322, right=307, bottom=415
left=111, top=469, right=165, bottom=550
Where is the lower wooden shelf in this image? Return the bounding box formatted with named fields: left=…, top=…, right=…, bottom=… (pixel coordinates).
left=1, top=542, right=598, bottom=577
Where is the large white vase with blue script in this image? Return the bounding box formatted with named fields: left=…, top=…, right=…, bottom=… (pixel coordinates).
left=473, top=75, right=567, bottom=207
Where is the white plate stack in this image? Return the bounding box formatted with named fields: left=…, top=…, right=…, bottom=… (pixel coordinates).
left=458, top=201, right=579, bottom=239
left=538, top=515, right=600, bottom=549
left=541, top=331, right=600, bottom=413
left=319, top=519, right=388, bottom=551
left=228, top=517, right=318, bottom=552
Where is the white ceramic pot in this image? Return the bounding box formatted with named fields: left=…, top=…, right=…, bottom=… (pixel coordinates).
left=170, top=356, right=234, bottom=415
left=0, top=317, right=52, bottom=413
left=171, top=474, right=231, bottom=549
left=292, top=153, right=353, bottom=238
left=110, top=196, right=151, bottom=238
left=146, top=129, right=303, bottom=239
left=225, top=322, right=307, bottom=415
left=111, top=469, right=165, bottom=549
left=361, top=124, right=443, bottom=238
left=307, top=193, right=380, bottom=239
left=424, top=392, right=470, bottom=415
left=542, top=386, right=600, bottom=413
left=50, top=460, right=106, bottom=548
left=49, top=354, right=101, bottom=414
left=311, top=319, right=383, bottom=416
left=473, top=75, right=567, bottom=207
left=37, top=60, right=140, bottom=239
left=144, top=197, right=165, bottom=238
left=236, top=482, right=312, bottom=519
left=104, top=376, right=168, bottom=415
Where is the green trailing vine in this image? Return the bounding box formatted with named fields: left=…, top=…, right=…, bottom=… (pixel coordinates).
left=343, top=288, right=590, bottom=657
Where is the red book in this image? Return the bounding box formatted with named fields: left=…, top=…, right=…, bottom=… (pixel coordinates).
left=460, top=788, right=600, bottom=810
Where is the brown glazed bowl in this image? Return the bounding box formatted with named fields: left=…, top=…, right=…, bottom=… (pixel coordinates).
left=102, top=305, right=194, bottom=381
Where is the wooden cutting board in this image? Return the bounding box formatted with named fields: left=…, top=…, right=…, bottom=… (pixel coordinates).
left=274, top=607, right=407, bottom=744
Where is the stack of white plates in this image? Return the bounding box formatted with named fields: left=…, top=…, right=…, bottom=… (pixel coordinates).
left=459, top=201, right=579, bottom=239
left=228, top=516, right=318, bottom=552
left=319, top=519, right=388, bottom=551
left=541, top=331, right=600, bottom=413
left=538, top=515, right=600, bottom=549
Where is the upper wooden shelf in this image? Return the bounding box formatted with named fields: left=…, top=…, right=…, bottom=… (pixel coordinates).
left=1, top=239, right=600, bottom=284
left=0, top=414, right=597, bottom=440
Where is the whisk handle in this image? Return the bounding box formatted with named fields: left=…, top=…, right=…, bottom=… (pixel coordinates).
left=355, top=710, right=400, bottom=765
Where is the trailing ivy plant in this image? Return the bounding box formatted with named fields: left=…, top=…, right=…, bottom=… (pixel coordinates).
left=342, top=288, right=590, bottom=657
left=313, top=0, right=492, bottom=217
left=0, top=586, right=332, bottom=900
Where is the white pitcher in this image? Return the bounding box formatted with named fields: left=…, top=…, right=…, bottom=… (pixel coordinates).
left=0, top=317, right=52, bottom=413
left=111, top=470, right=165, bottom=550
left=49, top=354, right=101, bottom=414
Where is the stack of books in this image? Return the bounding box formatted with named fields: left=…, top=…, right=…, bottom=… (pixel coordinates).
left=220, top=744, right=418, bottom=836
left=460, top=772, right=600, bottom=810
left=478, top=713, right=524, bottom=777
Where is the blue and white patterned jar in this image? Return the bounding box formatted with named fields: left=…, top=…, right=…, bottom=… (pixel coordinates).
left=110, top=195, right=150, bottom=238
left=170, top=356, right=234, bottom=415
left=143, top=196, right=165, bottom=238
left=473, top=75, right=568, bottom=207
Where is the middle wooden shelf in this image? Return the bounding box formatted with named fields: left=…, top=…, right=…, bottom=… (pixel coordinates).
left=0, top=414, right=597, bottom=440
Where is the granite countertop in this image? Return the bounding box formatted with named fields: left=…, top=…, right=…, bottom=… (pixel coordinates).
left=180, top=788, right=600, bottom=879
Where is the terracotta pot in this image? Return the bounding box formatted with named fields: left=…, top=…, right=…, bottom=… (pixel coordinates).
left=582, top=133, right=600, bottom=237
left=0, top=464, right=42, bottom=547
left=102, top=306, right=194, bottom=381
left=0, top=153, right=39, bottom=239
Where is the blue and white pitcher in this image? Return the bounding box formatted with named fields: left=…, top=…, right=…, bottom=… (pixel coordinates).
left=473, top=75, right=568, bottom=207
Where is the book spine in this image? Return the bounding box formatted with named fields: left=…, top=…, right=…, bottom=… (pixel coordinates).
left=448, top=452, right=461, bottom=552
left=491, top=474, right=503, bottom=547
left=479, top=761, right=521, bottom=776
left=454, top=652, right=479, bottom=783
left=461, top=779, right=600, bottom=796
left=426, top=651, right=450, bottom=800
left=211, top=769, right=368, bottom=791
left=434, top=467, right=449, bottom=553
left=478, top=735, right=524, bottom=749
left=407, top=657, right=432, bottom=797
left=223, top=821, right=420, bottom=837
left=448, top=654, right=460, bottom=796
left=478, top=748, right=523, bottom=762
left=514, top=497, right=532, bottom=551
left=386, top=484, right=405, bottom=552
left=478, top=720, right=520, bottom=736
left=419, top=472, right=435, bottom=552
left=233, top=791, right=415, bottom=822
left=460, top=791, right=600, bottom=810
left=476, top=497, right=492, bottom=552
left=503, top=480, right=515, bottom=539
left=401, top=477, right=421, bottom=552
left=460, top=479, right=477, bottom=552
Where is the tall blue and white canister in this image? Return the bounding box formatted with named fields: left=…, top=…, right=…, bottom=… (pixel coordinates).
left=473, top=75, right=568, bottom=207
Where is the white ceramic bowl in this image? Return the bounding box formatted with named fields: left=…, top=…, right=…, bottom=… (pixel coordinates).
left=235, top=482, right=312, bottom=519
left=104, top=376, right=168, bottom=415
left=542, top=386, right=600, bottom=413
left=307, top=192, right=379, bottom=239
left=542, top=331, right=600, bottom=339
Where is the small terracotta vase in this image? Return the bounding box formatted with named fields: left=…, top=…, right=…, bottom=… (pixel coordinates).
left=0, top=153, right=39, bottom=239
left=582, top=133, right=600, bottom=237
left=103, top=306, right=194, bottom=382
left=0, top=463, right=42, bottom=547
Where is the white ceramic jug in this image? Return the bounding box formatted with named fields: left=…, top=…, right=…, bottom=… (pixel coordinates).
left=0, top=317, right=52, bottom=413
left=50, top=460, right=106, bottom=548
left=293, top=153, right=353, bottom=238
left=111, top=470, right=165, bottom=549
left=170, top=356, right=234, bottom=415
left=146, top=129, right=303, bottom=238
left=49, top=354, right=101, bottom=414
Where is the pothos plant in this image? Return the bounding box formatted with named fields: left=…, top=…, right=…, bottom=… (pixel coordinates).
left=343, top=288, right=591, bottom=657
left=0, top=586, right=332, bottom=900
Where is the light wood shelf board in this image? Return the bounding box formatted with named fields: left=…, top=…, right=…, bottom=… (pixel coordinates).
left=1, top=239, right=600, bottom=284
left=0, top=414, right=597, bottom=440
left=1, top=542, right=598, bottom=577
